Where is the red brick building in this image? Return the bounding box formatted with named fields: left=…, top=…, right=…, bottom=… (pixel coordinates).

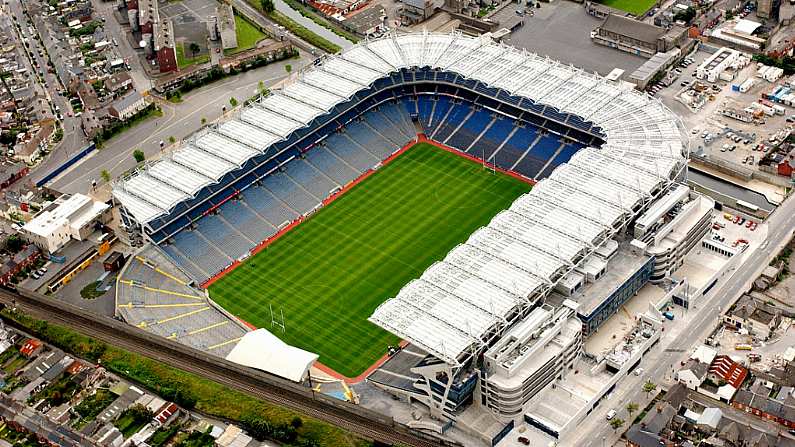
left=0, top=245, right=41, bottom=286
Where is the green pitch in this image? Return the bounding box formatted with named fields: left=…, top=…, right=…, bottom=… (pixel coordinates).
left=597, top=0, right=656, bottom=15
left=209, top=143, right=532, bottom=377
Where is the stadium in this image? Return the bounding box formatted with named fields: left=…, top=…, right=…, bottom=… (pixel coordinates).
left=113, top=31, right=688, bottom=435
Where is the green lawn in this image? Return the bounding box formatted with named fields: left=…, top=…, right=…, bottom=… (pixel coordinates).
left=597, top=0, right=657, bottom=16
left=225, top=14, right=267, bottom=56
left=176, top=43, right=210, bottom=69
left=209, top=143, right=532, bottom=377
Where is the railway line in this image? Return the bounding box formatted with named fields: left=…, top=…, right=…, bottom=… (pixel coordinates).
left=0, top=288, right=447, bottom=447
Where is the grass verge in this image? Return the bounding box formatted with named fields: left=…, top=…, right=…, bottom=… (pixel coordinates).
left=226, top=14, right=268, bottom=56
left=176, top=43, right=210, bottom=70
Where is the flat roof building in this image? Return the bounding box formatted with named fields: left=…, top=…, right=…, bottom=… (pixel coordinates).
left=22, top=194, right=110, bottom=253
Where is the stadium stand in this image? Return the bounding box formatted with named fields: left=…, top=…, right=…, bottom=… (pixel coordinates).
left=113, top=31, right=683, bottom=295
left=115, top=245, right=249, bottom=358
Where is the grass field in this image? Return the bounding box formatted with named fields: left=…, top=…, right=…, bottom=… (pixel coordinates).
left=209, top=143, right=532, bottom=377
left=225, top=14, right=268, bottom=56
left=597, top=0, right=656, bottom=15
left=176, top=43, right=210, bottom=70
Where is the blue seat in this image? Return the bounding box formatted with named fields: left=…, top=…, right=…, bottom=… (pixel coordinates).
left=468, top=116, right=514, bottom=159
left=305, top=148, right=360, bottom=185
left=285, top=159, right=338, bottom=200
left=446, top=109, right=491, bottom=151
left=242, top=186, right=297, bottom=227
left=325, top=133, right=379, bottom=172
left=432, top=103, right=471, bottom=142
left=264, top=174, right=319, bottom=215
left=220, top=200, right=276, bottom=243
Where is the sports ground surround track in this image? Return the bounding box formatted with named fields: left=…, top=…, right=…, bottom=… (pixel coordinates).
left=0, top=288, right=445, bottom=447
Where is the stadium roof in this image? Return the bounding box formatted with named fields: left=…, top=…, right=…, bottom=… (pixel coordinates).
left=226, top=329, right=318, bottom=382
left=113, top=31, right=687, bottom=366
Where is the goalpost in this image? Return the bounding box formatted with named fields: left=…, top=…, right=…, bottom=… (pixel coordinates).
left=269, top=303, right=286, bottom=333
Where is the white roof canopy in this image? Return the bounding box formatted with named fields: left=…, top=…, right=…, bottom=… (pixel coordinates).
left=225, top=329, right=318, bottom=382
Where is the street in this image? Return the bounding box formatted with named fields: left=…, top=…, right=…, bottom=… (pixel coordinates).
left=569, top=193, right=795, bottom=446
left=44, top=53, right=312, bottom=195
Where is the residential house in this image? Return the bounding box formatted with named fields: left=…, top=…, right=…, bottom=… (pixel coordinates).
left=18, top=338, right=42, bottom=357
left=0, top=245, right=41, bottom=286
left=0, top=162, right=28, bottom=190
left=677, top=359, right=709, bottom=390
left=625, top=402, right=677, bottom=447
left=723, top=295, right=780, bottom=340
left=108, top=91, right=146, bottom=121
left=732, top=377, right=795, bottom=429
left=105, top=72, right=133, bottom=96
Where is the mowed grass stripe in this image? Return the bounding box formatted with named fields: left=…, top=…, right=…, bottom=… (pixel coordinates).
left=209, top=143, right=532, bottom=377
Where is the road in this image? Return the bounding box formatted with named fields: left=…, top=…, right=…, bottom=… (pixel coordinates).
left=5, top=0, right=90, bottom=175
left=0, top=289, right=444, bottom=447
left=570, top=193, right=795, bottom=446
left=43, top=53, right=312, bottom=194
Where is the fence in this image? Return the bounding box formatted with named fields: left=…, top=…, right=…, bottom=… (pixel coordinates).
left=35, top=143, right=96, bottom=187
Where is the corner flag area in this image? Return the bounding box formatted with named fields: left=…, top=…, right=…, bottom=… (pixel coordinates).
left=208, top=142, right=532, bottom=378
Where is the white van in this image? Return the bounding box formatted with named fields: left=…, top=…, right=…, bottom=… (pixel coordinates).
left=606, top=409, right=617, bottom=420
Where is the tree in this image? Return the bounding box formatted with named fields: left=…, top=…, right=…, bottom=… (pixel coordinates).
left=168, top=136, right=176, bottom=144
left=285, top=64, right=292, bottom=74
left=229, top=97, right=238, bottom=108
left=100, top=169, right=110, bottom=183
left=201, top=117, right=207, bottom=126
left=133, top=149, right=145, bottom=163
left=189, top=42, right=200, bottom=58
left=260, top=0, right=275, bottom=14
left=4, top=235, right=24, bottom=254
left=626, top=402, right=639, bottom=420
left=643, top=380, right=657, bottom=397
left=290, top=416, right=303, bottom=429
left=609, top=417, right=625, bottom=432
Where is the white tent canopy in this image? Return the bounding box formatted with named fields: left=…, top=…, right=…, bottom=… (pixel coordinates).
left=226, top=329, right=318, bottom=382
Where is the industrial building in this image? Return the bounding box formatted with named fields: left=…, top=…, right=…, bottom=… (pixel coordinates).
left=592, top=14, right=688, bottom=58
left=22, top=194, right=111, bottom=253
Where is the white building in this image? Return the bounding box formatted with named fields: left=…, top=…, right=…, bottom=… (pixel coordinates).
left=22, top=194, right=111, bottom=253
left=481, top=301, right=582, bottom=421
left=696, top=47, right=743, bottom=83
left=109, top=91, right=147, bottom=121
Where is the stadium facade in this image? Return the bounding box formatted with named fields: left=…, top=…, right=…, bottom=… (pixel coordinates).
left=113, top=31, right=693, bottom=433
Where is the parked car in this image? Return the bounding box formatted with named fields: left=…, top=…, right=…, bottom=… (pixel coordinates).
left=606, top=409, right=617, bottom=420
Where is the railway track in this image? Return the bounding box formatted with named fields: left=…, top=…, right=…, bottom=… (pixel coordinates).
left=0, top=289, right=446, bottom=447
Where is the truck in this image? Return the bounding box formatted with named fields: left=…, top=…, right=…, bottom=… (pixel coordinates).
left=735, top=343, right=752, bottom=350
left=663, top=311, right=675, bottom=320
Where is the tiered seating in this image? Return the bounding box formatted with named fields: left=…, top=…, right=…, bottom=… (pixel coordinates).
left=513, top=133, right=560, bottom=179
left=242, top=185, right=298, bottom=227
left=537, top=141, right=585, bottom=179
left=169, top=230, right=230, bottom=278
left=493, top=127, right=538, bottom=176
left=196, top=215, right=251, bottom=261
left=446, top=109, right=491, bottom=150
left=428, top=97, right=452, bottom=131
left=305, top=148, right=360, bottom=185
left=417, top=96, right=433, bottom=127
left=285, top=159, right=339, bottom=200
left=432, top=103, right=471, bottom=141
left=264, top=174, right=319, bottom=215
left=345, top=122, right=394, bottom=159
left=467, top=116, right=514, bottom=158
left=382, top=102, right=414, bottom=137
left=324, top=133, right=379, bottom=172
left=366, top=112, right=409, bottom=147
left=218, top=201, right=275, bottom=246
